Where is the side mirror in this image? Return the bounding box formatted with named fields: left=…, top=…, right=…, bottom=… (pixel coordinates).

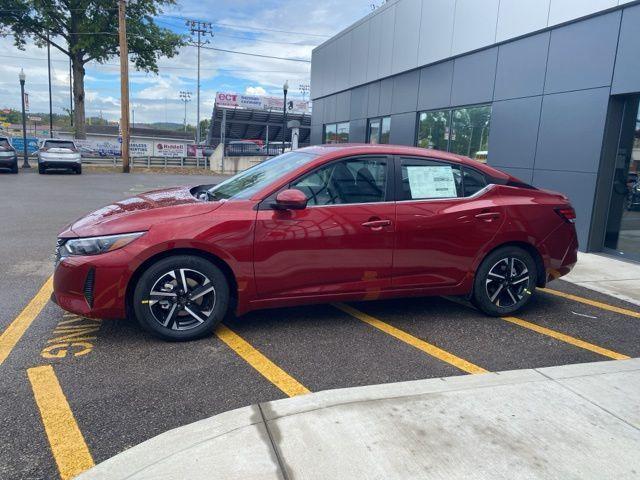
left=272, top=189, right=308, bottom=210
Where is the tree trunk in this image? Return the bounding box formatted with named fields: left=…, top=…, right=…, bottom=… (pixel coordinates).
left=71, top=54, right=86, bottom=139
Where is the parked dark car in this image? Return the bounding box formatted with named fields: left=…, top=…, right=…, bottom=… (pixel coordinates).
left=0, top=136, right=18, bottom=173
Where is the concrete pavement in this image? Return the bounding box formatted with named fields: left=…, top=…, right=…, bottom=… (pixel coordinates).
left=77, top=358, right=640, bottom=480
left=563, top=252, right=640, bottom=306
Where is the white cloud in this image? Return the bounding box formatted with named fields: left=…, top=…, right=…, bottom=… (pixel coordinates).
left=245, top=86, right=266, bottom=95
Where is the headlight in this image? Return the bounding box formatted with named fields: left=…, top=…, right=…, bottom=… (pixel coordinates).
left=63, top=232, right=145, bottom=256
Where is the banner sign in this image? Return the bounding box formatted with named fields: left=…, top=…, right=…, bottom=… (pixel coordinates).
left=216, top=92, right=310, bottom=114
left=11, top=137, right=39, bottom=154
left=154, top=142, right=186, bottom=157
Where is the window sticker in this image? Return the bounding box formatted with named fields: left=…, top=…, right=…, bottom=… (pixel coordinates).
left=406, top=165, right=458, bottom=199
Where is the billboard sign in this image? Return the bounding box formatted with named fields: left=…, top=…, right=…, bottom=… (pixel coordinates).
left=216, top=91, right=310, bottom=114
left=154, top=142, right=186, bottom=157
left=11, top=137, right=39, bottom=154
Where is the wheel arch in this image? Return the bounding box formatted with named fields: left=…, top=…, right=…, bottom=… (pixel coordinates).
left=125, top=248, right=239, bottom=318
left=479, top=241, right=547, bottom=288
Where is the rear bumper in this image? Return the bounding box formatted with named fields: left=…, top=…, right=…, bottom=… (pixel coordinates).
left=543, top=223, right=579, bottom=283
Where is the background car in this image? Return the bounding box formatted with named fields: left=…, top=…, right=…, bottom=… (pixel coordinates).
left=37, top=139, right=82, bottom=174
left=0, top=136, right=18, bottom=173
left=52, top=145, right=578, bottom=341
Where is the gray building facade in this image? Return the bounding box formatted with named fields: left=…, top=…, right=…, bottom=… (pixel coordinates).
left=310, top=0, right=640, bottom=260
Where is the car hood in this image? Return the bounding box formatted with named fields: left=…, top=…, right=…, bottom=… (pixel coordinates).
left=60, top=185, right=222, bottom=238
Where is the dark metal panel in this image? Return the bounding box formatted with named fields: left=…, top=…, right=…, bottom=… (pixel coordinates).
left=350, top=85, right=368, bottom=120
left=324, top=95, right=337, bottom=124
left=488, top=96, right=543, bottom=169
left=349, top=118, right=367, bottom=143
left=389, top=112, right=417, bottom=146
left=494, top=32, right=550, bottom=101
left=535, top=87, right=610, bottom=174
left=492, top=166, right=534, bottom=184
left=311, top=97, right=324, bottom=126
left=450, top=48, right=498, bottom=107
left=336, top=90, right=351, bottom=122
left=612, top=4, right=640, bottom=95
left=379, top=77, right=394, bottom=116
left=367, top=81, right=381, bottom=118
left=544, top=11, right=621, bottom=94
left=391, top=70, right=420, bottom=114
left=417, top=61, right=454, bottom=111
left=310, top=125, right=323, bottom=145
left=532, top=169, right=597, bottom=249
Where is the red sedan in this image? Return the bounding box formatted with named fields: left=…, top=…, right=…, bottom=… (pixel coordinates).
left=53, top=145, right=578, bottom=341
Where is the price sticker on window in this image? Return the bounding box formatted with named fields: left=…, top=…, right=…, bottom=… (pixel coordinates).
left=407, top=165, right=458, bottom=199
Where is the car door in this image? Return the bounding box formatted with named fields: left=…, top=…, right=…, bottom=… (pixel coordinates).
left=253, top=155, right=395, bottom=299
left=392, top=156, right=505, bottom=288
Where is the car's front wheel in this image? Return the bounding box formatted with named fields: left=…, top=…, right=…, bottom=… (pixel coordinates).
left=472, top=246, right=537, bottom=316
left=133, top=255, right=229, bottom=341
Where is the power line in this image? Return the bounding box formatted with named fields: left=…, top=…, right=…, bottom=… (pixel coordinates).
left=199, top=44, right=311, bottom=63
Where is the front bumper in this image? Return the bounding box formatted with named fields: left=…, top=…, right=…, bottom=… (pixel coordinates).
left=53, top=249, right=133, bottom=319
left=0, top=155, right=17, bottom=167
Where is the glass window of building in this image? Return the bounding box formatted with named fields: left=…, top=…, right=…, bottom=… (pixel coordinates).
left=367, top=116, right=391, bottom=144
left=416, top=105, right=491, bottom=162
left=323, top=122, right=350, bottom=144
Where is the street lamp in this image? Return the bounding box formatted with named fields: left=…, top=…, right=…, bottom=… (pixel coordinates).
left=19, top=69, right=30, bottom=168
left=179, top=91, right=192, bottom=133
left=282, top=80, right=289, bottom=154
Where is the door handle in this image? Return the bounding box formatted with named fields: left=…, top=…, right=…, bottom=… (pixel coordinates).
left=475, top=211, right=501, bottom=221
left=362, top=219, right=392, bottom=230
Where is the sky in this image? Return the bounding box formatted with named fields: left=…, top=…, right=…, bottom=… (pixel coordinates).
left=0, top=0, right=376, bottom=125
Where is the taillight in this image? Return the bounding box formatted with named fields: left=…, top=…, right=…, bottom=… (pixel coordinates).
left=555, top=207, right=576, bottom=224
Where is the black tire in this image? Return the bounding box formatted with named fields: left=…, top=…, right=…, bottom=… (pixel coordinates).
left=471, top=246, right=537, bottom=317
left=133, top=255, right=229, bottom=341
left=38, top=164, right=46, bottom=174
left=75, top=165, right=82, bottom=175
left=10, top=163, right=18, bottom=174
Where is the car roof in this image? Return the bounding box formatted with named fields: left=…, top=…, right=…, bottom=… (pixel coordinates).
left=298, top=144, right=511, bottom=180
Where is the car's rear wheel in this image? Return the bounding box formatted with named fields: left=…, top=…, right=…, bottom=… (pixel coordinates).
left=472, top=246, right=537, bottom=316
left=133, top=255, right=229, bottom=341
left=38, top=164, right=46, bottom=174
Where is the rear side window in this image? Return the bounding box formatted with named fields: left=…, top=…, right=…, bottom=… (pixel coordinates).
left=399, top=158, right=462, bottom=200
left=461, top=167, right=488, bottom=197
left=292, top=156, right=388, bottom=206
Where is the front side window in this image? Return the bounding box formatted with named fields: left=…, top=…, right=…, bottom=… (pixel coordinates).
left=368, top=117, right=391, bottom=144
left=292, top=156, right=387, bottom=206
left=324, top=122, right=349, bottom=144
left=416, top=105, right=491, bottom=162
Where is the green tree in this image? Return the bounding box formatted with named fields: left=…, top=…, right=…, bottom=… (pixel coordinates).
left=1, top=0, right=185, bottom=139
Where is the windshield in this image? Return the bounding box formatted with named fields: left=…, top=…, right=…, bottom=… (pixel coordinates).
left=208, top=151, right=320, bottom=200
left=0, top=139, right=11, bottom=149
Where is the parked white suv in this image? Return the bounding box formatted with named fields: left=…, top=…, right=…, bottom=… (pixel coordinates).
left=37, top=139, right=82, bottom=174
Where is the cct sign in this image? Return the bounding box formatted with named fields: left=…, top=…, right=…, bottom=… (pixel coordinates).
left=216, top=91, right=310, bottom=114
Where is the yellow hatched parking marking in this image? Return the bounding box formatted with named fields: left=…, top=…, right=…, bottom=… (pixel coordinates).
left=540, top=288, right=640, bottom=319
left=215, top=324, right=310, bottom=397
left=27, top=365, right=94, bottom=480
left=334, top=303, right=488, bottom=375
left=500, top=316, right=630, bottom=360
left=0, top=276, right=53, bottom=366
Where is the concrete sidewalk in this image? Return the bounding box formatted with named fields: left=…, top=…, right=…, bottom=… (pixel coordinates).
left=77, top=358, right=640, bottom=480
left=563, top=252, right=640, bottom=306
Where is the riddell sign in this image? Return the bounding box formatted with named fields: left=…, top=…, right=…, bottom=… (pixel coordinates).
left=215, top=91, right=310, bottom=114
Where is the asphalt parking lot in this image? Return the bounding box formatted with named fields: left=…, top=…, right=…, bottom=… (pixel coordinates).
left=1, top=169, right=639, bottom=480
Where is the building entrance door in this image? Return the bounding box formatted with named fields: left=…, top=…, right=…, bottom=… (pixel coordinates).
left=604, top=95, right=640, bottom=260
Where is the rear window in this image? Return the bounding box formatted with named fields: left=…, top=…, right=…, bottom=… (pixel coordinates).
left=0, top=138, right=11, bottom=149
left=44, top=140, right=75, bottom=149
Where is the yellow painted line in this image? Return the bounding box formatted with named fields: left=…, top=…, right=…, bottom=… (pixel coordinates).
left=27, top=365, right=94, bottom=480
left=0, top=276, right=53, bottom=366
left=334, top=303, right=488, bottom=375
left=501, top=316, right=630, bottom=360
left=540, top=287, right=640, bottom=319
left=215, top=324, right=310, bottom=397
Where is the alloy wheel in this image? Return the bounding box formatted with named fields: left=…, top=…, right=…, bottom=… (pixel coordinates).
left=147, top=268, right=216, bottom=331
left=484, top=257, right=530, bottom=308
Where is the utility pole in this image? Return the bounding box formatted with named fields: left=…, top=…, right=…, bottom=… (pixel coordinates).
left=47, top=31, right=53, bottom=138
left=179, top=90, right=192, bottom=132
left=187, top=20, right=213, bottom=155
left=69, top=57, right=73, bottom=127
left=299, top=83, right=310, bottom=103
left=118, top=0, right=131, bottom=173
